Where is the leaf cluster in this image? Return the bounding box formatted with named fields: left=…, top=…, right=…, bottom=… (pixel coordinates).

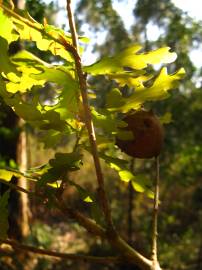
left=0, top=4, right=184, bottom=252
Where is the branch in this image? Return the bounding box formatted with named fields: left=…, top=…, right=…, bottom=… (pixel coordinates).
left=0, top=178, right=107, bottom=240
left=108, top=233, right=153, bottom=270
left=1, top=171, right=154, bottom=269
left=0, top=239, right=120, bottom=265
left=151, top=156, right=160, bottom=267
left=0, top=179, right=31, bottom=195
left=55, top=198, right=106, bottom=238
left=56, top=198, right=155, bottom=270
left=65, top=0, right=113, bottom=229
left=128, top=158, right=135, bottom=244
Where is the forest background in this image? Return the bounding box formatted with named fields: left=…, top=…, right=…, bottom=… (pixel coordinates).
left=0, top=0, right=201, bottom=270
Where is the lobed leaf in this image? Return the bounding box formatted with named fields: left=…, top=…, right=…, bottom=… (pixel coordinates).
left=106, top=67, right=185, bottom=112
left=0, top=50, right=80, bottom=147
left=91, top=108, right=127, bottom=134
left=84, top=45, right=177, bottom=75
left=38, top=152, right=83, bottom=186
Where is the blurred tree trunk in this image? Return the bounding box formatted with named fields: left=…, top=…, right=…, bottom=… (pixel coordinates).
left=17, top=120, right=30, bottom=239
left=7, top=0, right=31, bottom=241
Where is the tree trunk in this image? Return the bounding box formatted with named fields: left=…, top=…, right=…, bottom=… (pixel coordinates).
left=7, top=0, right=31, bottom=241
left=17, top=119, right=30, bottom=238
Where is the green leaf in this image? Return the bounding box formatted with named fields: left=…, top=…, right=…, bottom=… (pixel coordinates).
left=118, top=170, right=145, bottom=192
left=12, top=51, right=80, bottom=118
left=108, top=73, right=152, bottom=90
left=100, top=153, right=148, bottom=193
left=0, top=36, right=19, bottom=76
left=106, top=67, right=186, bottom=112
left=39, top=111, right=68, bottom=132
left=38, top=152, right=83, bottom=186
left=99, top=153, right=128, bottom=171
left=0, top=190, right=10, bottom=239
left=116, top=130, right=134, bottom=141
left=0, top=9, right=18, bottom=44
left=105, top=88, right=125, bottom=109
left=159, top=112, right=172, bottom=124
left=84, top=45, right=177, bottom=75
left=118, top=170, right=134, bottom=182
left=131, top=180, right=145, bottom=193
left=91, top=108, right=126, bottom=134
left=0, top=169, right=13, bottom=181
left=26, top=164, right=50, bottom=177
left=0, top=8, right=75, bottom=61
left=49, top=152, right=82, bottom=171
left=39, top=130, right=63, bottom=149
left=68, top=180, right=93, bottom=203
left=36, top=23, right=74, bottom=61
left=1, top=50, right=80, bottom=135
left=4, top=50, right=49, bottom=93
left=5, top=50, right=77, bottom=96
left=0, top=168, right=21, bottom=181
left=12, top=11, right=73, bottom=61
left=14, top=101, right=43, bottom=121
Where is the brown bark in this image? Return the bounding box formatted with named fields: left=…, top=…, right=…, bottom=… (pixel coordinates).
left=16, top=118, right=30, bottom=238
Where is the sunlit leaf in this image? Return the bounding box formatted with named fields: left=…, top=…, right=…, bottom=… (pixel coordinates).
left=12, top=12, right=73, bottom=61
left=106, top=67, right=185, bottom=112
left=2, top=50, right=80, bottom=131
left=0, top=169, right=14, bottom=181
left=0, top=168, right=21, bottom=181
left=84, top=45, right=177, bottom=75
left=99, top=153, right=128, bottom=171
left=108, top=73, right=152, bottom=90
left=118, top=170, right=134, bottom=182
left=131, top=181, right=145, bottom=193
left=100, top=153, right=148, bottom=193
left=0, top=9, right=18, bottom=43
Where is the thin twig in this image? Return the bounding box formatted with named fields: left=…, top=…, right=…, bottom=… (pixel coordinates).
left=151, top=156, right=160, bottom=265
left=65, top=0, right=113, bottom=229
left=0, top=177, right=154, bottom=269
left=55, top=198, right=106, bottom=238
left=0, top=3, right=76, bottom=56
left=128, top=158, right=135, bottom=245
left=0, top=178, right=106, bottom=238
left=0, top=179, right=31, bottom=195
left=0, top=239, right=120, bottom=265
left=1, top=179, right=154, bottom=269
